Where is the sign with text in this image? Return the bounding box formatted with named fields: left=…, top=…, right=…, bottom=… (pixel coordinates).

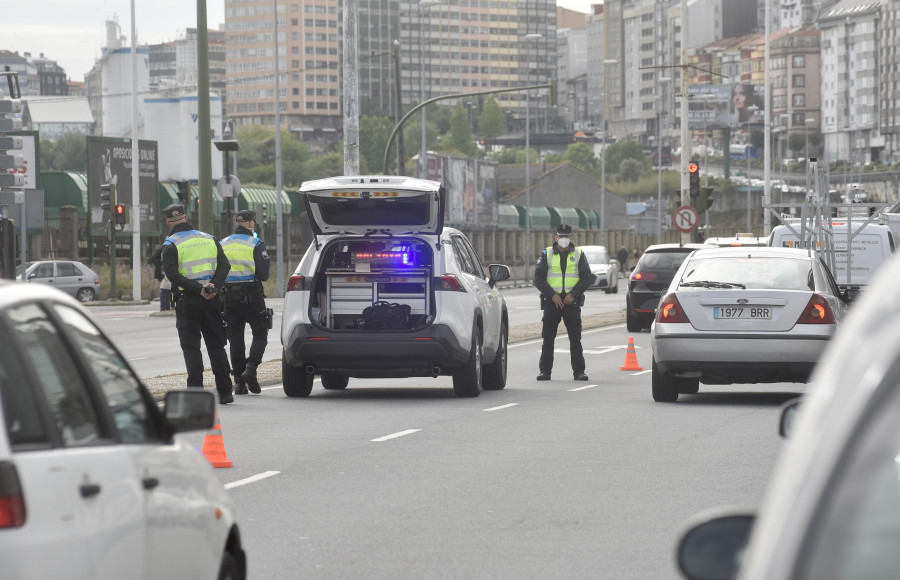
left=87, top=136, right=160, bottom=235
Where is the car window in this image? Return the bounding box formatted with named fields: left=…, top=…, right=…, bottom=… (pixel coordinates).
left=460, top=237, right=486, bottom=278
left=583, top=248, right=610, bottom=264
left=57, top=263, right=82, bottom=277
left=52, top=304, right=160, bottom=444
left=680, top=257, right=813, bottom=290
left=451, top=236, right=476, bottom=275
left=640, top=251, right=693, bottom=271
left=32, top=263, right=55, bottom=279
left=0, top=322, right=49, bottom=448
left=6, top=303, right=105, bottom=446
left=796, top=381, right=900, bottom=580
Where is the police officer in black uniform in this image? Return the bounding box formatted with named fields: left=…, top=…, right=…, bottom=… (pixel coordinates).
left=220, top=210, right=270, bottom=395
left=533, top=224, right=594, bottom=381
left=160, top=203, right=235, bottom=404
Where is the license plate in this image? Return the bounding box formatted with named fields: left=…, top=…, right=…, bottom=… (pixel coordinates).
left=714, top=306, right=772, bottom=319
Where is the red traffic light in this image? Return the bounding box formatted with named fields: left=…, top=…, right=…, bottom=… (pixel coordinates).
left=688, top=163, right=699, bottom=174
left=115, top=204, right=124, bottom=216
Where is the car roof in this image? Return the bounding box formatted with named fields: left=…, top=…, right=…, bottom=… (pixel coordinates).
left=0, top=279, right=85, bottom=307
left=688, top=246, right=815, bottom=260
left=642, top=243, right=707, bottom=253
left=579, top=245, right=608, bottom=251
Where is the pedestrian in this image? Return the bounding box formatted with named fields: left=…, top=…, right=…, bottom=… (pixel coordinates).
left=220, top=210, right=271, bottom=395
left=616, top=245, right=629, bottom=275
left=159, top=274, right=172, bottom=311
left=631, top=248, right=642, bottom=271
left=534, top=223, right=595, bottom=381
left=160, top=203, right=235, bottom=404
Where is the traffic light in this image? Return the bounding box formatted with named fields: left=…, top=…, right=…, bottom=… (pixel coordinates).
left=176, top=180, right=190, bottom=204
left=100, top=183, right=115, bottom=211
left=114, top=203, right=126, bottom=227
left=688, top=162, right=700, bottom=198
left=0, top=72, right=24, bottom=189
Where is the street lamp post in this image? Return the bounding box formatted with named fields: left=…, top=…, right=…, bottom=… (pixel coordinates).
left=522, top=32, right=542, bottom=285
left=746, top=104, right=758, bottom=232
left=804, top=118, right=815, bottom=161
left=599, top=58, right=617, bottom=246
left=418, top=0, right=440, bottom=178
left=657, top=77, right=671, bottom=243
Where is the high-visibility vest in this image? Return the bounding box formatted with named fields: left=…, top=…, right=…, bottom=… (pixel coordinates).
left=163, top=230, right=218, bottom=282
left=545, top=246, right=582, bottom=293
left=220, top=233, right=260, bottom=283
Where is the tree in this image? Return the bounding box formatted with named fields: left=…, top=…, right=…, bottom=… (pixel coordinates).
left=402, top=115, right=439, bottom=170
left=359, top=114, right=392, bottom=173
left=560, top=142, right=599, bottom=175
left=230, top=126, right=312, bottom=188
left=304, top=152, right=344, bottom=181
left=437, top=103, right=477, bottom=156
left=478, top=97, right=505, bottom=139
left=618, top=158, right=644, bottom=183
left=40, top=134, right=86, bottom=172
left=603, top=140, right=649, bottom=179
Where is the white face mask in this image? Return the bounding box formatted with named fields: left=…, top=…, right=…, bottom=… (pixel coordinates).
left=557, top=237, right=571, bottom=249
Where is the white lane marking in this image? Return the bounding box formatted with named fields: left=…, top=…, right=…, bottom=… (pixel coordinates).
left=568, top=384, right=598, bottom=392
left=224, top=470, right=281, bottom=489
left=482, top=403, right=519, bottom=412
left=129, top=356, right=150, bottom=361
left=371, top=429, right=420, bottom=442
left=631, top=370, right=652, bottom=376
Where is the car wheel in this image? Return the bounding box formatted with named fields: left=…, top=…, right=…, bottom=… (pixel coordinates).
left=452, top=326, right=483, bottom=397
left=483, top=322, right=507, bottom=390
left=217, top=551, right=242, bottom=580
left=626, top=303, right=642, bottom=333
left=677, top=377, right=700, bottom=394
left=612, top=278, right=619, bottom=294
left=321, top=372, right=349, bottom=390
left=282, top=356, right=314, bottom=398
left=651, top=358, right=679, bottom=402
left=76, top=287, right=96, bottom=302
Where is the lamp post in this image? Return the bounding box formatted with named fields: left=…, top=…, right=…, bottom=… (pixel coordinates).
left=599, top=58, right=617, bottom=246
left=778, top=113, right=790, bottom=199
left=522, top=32, right=542, bottom=285
left=657, top=76, right=671, bottom=243
left=418, top=0, right=441, bottom=178
left=804, top=118, right=815, bottom=161
left=746, top=104, right=758, bottom=232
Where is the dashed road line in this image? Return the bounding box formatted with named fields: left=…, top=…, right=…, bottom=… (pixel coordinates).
left=568, top=384, right=598, bottom=392
left=371, top=429, right=421, bottom=442
left=225, top=470, right=281, bottom=489
left=631, top=370, right=652, bottom=376
left=482, top=403, right=519, bottom=412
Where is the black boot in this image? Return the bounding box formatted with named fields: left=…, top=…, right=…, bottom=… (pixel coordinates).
left=234, top=377, right=249, bottom=395
left=242, top=361, right=261, bottom=393
left=218, top=390, right=234, bottom=404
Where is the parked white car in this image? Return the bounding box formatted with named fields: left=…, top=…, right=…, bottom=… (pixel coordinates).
left=17, top=260, right=101, bottom=302
left=281, top=176, right=511, bottom=398
left=0, top=282, right=246, bottom=580
left=580, top=245, right=619, bottom=293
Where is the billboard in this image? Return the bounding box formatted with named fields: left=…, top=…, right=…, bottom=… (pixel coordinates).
left=687, top=84, right=765, bottom=126
left=425, top=154, right=499, bottom=226
left=87, top=136, right=160, bottom=236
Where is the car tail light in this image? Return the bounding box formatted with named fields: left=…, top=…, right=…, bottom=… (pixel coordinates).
left=440, top=275, right=467, bottom=292
left=656, top=294, right=690, bottom=324
left=287, top=275, right=304, bottom=292
left=796, top=294, right=835, bottom=324
left=93, top=278, right=100, bottom=285
left=0, top=462, right=26, bottom=528
left=632, top=271, right=657, bottom=282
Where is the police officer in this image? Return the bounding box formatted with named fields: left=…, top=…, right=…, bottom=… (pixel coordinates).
left=533, top=224, right=594, bottom=381
left=220, top=210, right=270, bottom=395
left=160, top=203, right=235, bottom=404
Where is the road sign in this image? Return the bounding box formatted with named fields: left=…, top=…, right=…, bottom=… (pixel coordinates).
left=217, top=175, right=241, bottom=199
left=672, top=205, right=700, bottom=233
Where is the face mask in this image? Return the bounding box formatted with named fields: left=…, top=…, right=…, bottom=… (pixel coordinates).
left=557, top=237, right=571, bottom=249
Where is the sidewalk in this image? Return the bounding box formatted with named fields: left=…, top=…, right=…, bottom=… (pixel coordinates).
left=142, top=308, right=627, bottom=399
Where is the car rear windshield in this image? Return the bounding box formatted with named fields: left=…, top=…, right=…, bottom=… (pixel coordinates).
left=582, top=248, right=610, bottom=263
left=681, top=257, right=813, bottom=290
left=640, top=250, right=694, bottom=271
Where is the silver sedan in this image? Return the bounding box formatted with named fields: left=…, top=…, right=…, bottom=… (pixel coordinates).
left=649, top=247, right=850, bottom=402
left=580, top=245, right=619, bottom=294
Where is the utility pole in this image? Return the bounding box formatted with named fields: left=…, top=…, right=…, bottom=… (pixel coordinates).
left=679, top=0, right=692, bottom=245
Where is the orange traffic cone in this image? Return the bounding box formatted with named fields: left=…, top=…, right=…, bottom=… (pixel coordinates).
left=200, top=413, right=233, bottom=468
left=619, top=336, right=643, bottom=371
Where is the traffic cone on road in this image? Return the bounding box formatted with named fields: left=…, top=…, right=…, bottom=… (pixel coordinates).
left=200, top=413, right=233, bottom=468
left=619, top=336, right=643, bottom=371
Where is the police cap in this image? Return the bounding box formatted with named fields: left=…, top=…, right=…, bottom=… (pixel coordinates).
left=235, top=209, right=256, bottom=223
left=556, top=223, right=573, bottom=236
left=163, top=203, right=186, bottom=220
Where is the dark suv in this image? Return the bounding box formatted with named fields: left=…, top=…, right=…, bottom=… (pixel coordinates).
left=626, top=243, right=706, bottom=331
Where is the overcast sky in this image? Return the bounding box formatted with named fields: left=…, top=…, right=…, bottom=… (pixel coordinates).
left=8, top=1, right=593, bottom=83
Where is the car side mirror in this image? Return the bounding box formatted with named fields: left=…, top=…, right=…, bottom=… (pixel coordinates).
left=27, top=272, right=37, bottom=280
left=677, top=511, right=756, bottom=580
left=488, top=264, right=511, bottom=288
left=162, top=390, right=216, bottom=433
left=779, top=397, right=802, bottom=439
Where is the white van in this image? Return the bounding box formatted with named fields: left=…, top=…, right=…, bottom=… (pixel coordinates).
left=767, top=221, right=898, bottom=289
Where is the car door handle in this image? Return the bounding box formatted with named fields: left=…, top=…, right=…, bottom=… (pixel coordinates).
left=79, top=483, right=101, bottom=498
left=142, top=477, right=160, bottom=491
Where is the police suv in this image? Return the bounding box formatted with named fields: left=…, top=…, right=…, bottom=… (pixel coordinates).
left=281, top=176, right=511, bottom=398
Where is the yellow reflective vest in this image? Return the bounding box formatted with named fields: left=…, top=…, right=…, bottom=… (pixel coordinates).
left=163, top=230, right=218, bottom=282
left=544, top=246, right=582, bottom=293
left=220, top=233, right=259, bottom=283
